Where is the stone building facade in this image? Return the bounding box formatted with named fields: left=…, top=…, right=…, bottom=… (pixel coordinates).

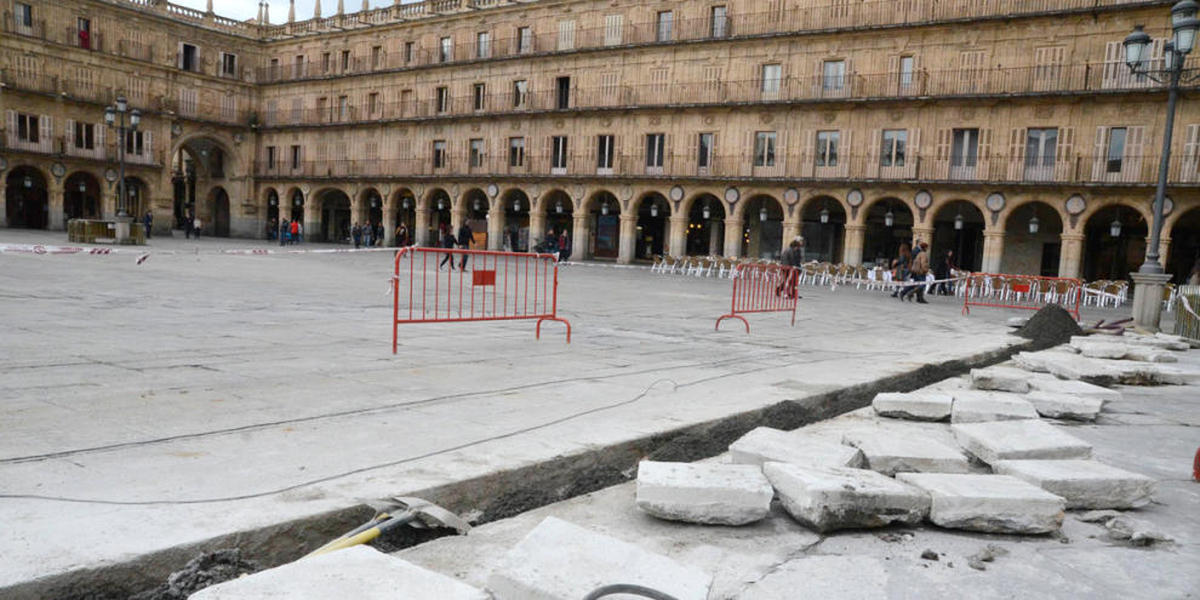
left=3, top=0, right=1200, bottom=282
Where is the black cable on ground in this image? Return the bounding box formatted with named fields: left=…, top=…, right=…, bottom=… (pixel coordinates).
left=582, top=583, right=681, bottom=600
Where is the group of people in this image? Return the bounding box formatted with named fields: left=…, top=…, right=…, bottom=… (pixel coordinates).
left=439, top=222, right=473, bottom=271
left=889, top=242, right=959, bottom=303
left=181, top=213, right=202, bottom=239
left=533, top=228, right=572, bottom=261
left=272, top=218, right=303, bottom=245
left=352, top=222, right=385, bottom=249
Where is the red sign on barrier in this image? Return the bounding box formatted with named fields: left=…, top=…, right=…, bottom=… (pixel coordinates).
left=962, top=273, right=1082, bottom=320
left=715, top=263, right=799, bottom=333
left=392, top=247, right=571, bottom=352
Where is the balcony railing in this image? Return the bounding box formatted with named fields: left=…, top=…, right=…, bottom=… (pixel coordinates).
left=254, top=153, right=1198, bottom=187
left=256, top=0, right=1158, bottom=82
left=259, top=63, right=1173, bottom=128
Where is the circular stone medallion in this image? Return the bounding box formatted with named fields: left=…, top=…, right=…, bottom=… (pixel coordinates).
left=1065, top=194, right=1086, bottom=216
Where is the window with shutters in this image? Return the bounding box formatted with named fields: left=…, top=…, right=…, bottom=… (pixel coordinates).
left=755, top=131, right=777, bottom=167
left=517, top=27, right=532, bottom=53
left=957, top=50, right=986, bottom=93
left=220, top=95, right=237, bottom=122
left=368, top=93, right=380, bottom=117
left=477, top=32, right=491, bottom=59
left=73, top=121, right=95, bottom=150
left=179, top=88, right=198, bottom=117
left=1105, top=127, right=1127, bottom=173
left=703, top=66, right=723, bottom=94
left=604, top=15, right=623, bottom=46
left=557, top=76, right=571, bottom=109
left=404, top=41, right=415, bottom=63
left=436, top=87, right=449, bottom=113
left=698, top=132, right=714, bottom=169
left=762, top=64, right=782, bottom=94
left=513, top=80, right=528, bottom=108
left=180, top=43, right=198, bottom=72
left=399, top=89, right=413, bottom=115
left=558, top=20, right=576, bottom=51
left=646, top=133, right=666, bottom=172
left=950, top=128, right=979, bottom=178
left=125, top=130, right=145, bottom=156
left=337, top=95, right=349, bottom=121
left=371, top=45, right=383, bottom=69
left=341, top=50, right=350, bottom=72
left=220, top=52, right=237, bottom=78
left=881, top=130, right=907, bottom=166
left=649, top=68, right=669, bottom=102
left=816, top=131, right=839, bottom=166
left=600, top=72, right=620, bottom=101
left=266, top=146, right=277, bottom=170
left=439, top=37, right=452, bottom=63
left=266, top=100, right=278, bottom=125
left=551, top=136, right=569, bottom=171
left=16, top=55, right=38, bottom=80
left=291, top=145, right=302, bottom=169
left=293, top=55, right=305, bottom=78
left=1025, top=128, right=1058, bottom=180
left=711, top=6, right=728, bottom=38
left=432, top=140, right=446, bottom=168
left=597, top=135, right=615, bottom=171
left=316, top=97, right=328, bottom=121
left=290, top=98, right=302, bottom=123
left=1033, top=46, right=1064, bottom=90
left=822, top=60, right=845, bottom=91
left=322, top=52, right=332, bottom=73
left=473, top=84, right=486, bottom=111
left=127, top=76, right=147, bottom=102
left=509, top=137, right=525, bottom=167
left=469, top=139, right=484, bottom=168
left=15, top=2, right=32, bottom=29
left=656, top=11, right=674, bottom=42
left=899, top=56, right=915, bottom=89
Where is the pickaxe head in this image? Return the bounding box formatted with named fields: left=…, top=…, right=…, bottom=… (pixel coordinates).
left=366, top=496, right=472, bottom=534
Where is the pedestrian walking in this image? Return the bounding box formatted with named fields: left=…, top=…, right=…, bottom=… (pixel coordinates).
left=558, top=230, right=570, bottom=261
left=143, top=211, right=153, bottom=239
left=777, top=236, right=805, bottom=299
left=296, top=220, right=303, bottom=244
left=352, top=223, right=362, bottom=248
left=457, top=221, right=473, bottom=270
left=184, top=213, right=194, bottom=239
left=290, top=219, right=300, bottom=245
left=395, top=223, right=410, bottom=247
left=438, top=225, right=458, bottom=270
left=193, top=216, right=202, bottom=238
left=901, top=242, right=931, bottom=303
left=280, top=218, right=289, bottom=246
left=891, top=243, right=911, bottom=298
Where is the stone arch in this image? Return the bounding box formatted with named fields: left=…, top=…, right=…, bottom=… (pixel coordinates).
left=740, top=194, right=785, bottom=259
left=262, top=187, right=281, bottom=239
left=634, top=191, right=671, bottom=259
left=64, top=170, right=103, bottom=221
left=582, top=189, right=622, bottom=215
left=685, top=192, right=726, bottom=256
left=800, top=195, right=847, bottom=263
left=283, top=187, right=306, bottom=221
left=1075, top=197, right=1153, bottom=233
left=1082, top=203, right=1149, bottom=281
left=312, top=186, right=352, bottom=243
left=931, top=199, right=986, bottom=272
left=5, top=165, right=50, bottom=229
left=121, top=176, right=151, bottom=218
left=862, top=196, right=914, bottom=266
left=1167, top=205, right=1200, bottom=283
left=679, top=189, right=728, bottom=218
left=583, top=189, right=621, bottom=260
left=389, top=187, right=418, bottom=247
left=500, top=188, right=532, bottom=251
left=206, top=185, right=231, bottom=237
left=1000, top=199, right=1065, bottom=276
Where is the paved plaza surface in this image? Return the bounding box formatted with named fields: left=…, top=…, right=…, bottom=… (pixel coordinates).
left=0, top=230, right=1127, bottom=594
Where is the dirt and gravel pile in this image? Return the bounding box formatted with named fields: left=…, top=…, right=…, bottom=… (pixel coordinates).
left=129, top=549, right=258, bottom=600
left=1014, top=305, right=1083, bottom=347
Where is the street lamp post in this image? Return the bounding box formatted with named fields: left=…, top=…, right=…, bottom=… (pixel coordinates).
left=104, top=96, right=141, bottom=242
left=1120, top=0, right=1200, bottom=331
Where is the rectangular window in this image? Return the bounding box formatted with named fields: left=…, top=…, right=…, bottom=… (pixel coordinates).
left=337, top=95, right=349, bottom=121
left=755, top=131, right=777, bottom=167
left=436, top=86, right=449, bottom=113
left=899, top=56, right=914, bottom=88
left=125, top=130, right=145, bottom=156
left=822, top=60, right=845, bottom=90
left=656, top=11, right=674, bottom=42
left=469, top=138, right=484, bottom=167
left=294, top=54, right=305, bottom=77
left=16, top=113, right=39, bottom=143
left=15, top=2, right=32, bottom=27
left=509, top=137, right=525, bottom=167
left=645, top=133, right=665, bottom=169
left=368, top=92, right=379, bottom=116
left=604, top=14, right=623, bottom=46
left=74, top=121, right=95, bottom=149
left=711, top=6, right=727, bottom=38
left=220, top=52, right=237, bottom=77
left=1025, top=128, right=1058, bottom=168
left=698, top=132, right=713, bottom=168
left=371, top=45, right=383, bottom=68
left=433, top=140, right=447, bottom=168
left=556, top=76, right=570, bottom=109
left=269, top=57, right=280, bottom=78
left=291, top=145, right=302, bottom=169
left=517, top=26, right=532, bottom=53
left=341, top=50, right=350, bottom=71
left=557, top=20, right=575, bottom=51
left=180, top=43, right=198, bottom=72
left=322, top=52, right=332, bottom=73
left=597, top=135, right=614, bottom=170
left=439, top=37, right=452, bottom=62
left=880, top=129, right=907, bottom=167
left=1106, top=127, right=1127, bottom=173
left=761, top=64, right=781, bottom=93
left=951, top=128, right=980, bottom=168
left=476, top=32, right=491, bottom=58
left=316, top=96, right=328, bottom=121
left=816, top=130, right=840, bottom=166
left=513, top=79, right=528, bottom=107
left=266, top=146, right=277, bottom=169
left=404, top=41, right=414, bottom=63
left=473, top=83, right=486, bottom=111
left=76, top=17, right=91, bottom=49
left=551, top=136, right=569, bottom=170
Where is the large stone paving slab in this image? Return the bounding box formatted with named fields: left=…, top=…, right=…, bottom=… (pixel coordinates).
left=949, top=390, right=1040, bottom=423
left=728, top=427, right=863, bottom=469
left=190, top=546, right=490, bottom=600
left=1026, top=375, right=1122, bottom=404
left=842, top=431, right=970, bottom=476
left=1023, top=391, right=1104, bottom=421
left=969, top=366, right=1032, bottom=393
left=1013, top=350, right=1187, bottom=385
left=636, top=461, right=773, bottom=525
left=487, top=517, right=712, bottom=600
left=896, top=473, right=1066, bottom=534
left=764, top=462, right=929, bottom=533
left=871, top=392, right=953, bottom=421
left=992, top=459, right=1156, bottom=509
left=952, top=420, right=1093, bottom=465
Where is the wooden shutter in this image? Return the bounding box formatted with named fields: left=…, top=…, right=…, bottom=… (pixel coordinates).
left=144, top=131, right=154, bottom=162
left=976, top=128, right=992, bottom=179
left=1125, top=126, right=1145, bottom=181
left=1183, top=124, right=1200, bottom=182
left=844, top=58, right=855, bottom=96
left=867, top=128, right=881, bottom=177
left=934, top=128, right=951, bottom=179
left=1007, top=127, right=1025, bottom=180
left=1055, top=127, right=1074, bottom=181
left=800, top=129, right=814, bottom=177
left=907, top=128, right=920, bottom=178
left=66, top=119, right=76, bottom=150
left=1092, top=126, right=1109, bottom=180
left=686, top=132, right=698, bottom=174
left=887, top=55, right=899, bottom=95
left=664, top=132, right=673, bottom=173
left=41, top=116, right=53, bottom=152
left=841, top=129, right=852, bottom=176
left=6, top=110, right=15, bottom=143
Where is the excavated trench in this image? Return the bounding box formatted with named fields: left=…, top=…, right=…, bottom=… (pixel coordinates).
left=12, top=335, right=1062, bottom=600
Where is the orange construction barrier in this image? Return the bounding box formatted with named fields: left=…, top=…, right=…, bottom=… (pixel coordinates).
left=962, top=273, right=1082, bottom=321
left=715, top=263, right=799, bottom=333
left=392, top=247, right=570, bottom=352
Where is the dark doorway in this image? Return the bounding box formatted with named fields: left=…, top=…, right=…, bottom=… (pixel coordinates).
left=6, top=168, right=49, bottom=229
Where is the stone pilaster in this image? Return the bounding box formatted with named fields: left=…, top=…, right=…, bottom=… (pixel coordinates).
left=668, top=215, right=687, bottom=258
left=48, top=178, right=65, bottom=231
left=981, top=230, right=1006, bottom=273
left=1058, top=233, right=1085, bottom=280
left=843, top=224, right=866, bottom=266
left=571, top=214, right=588, bottom=261
left=724, top=217, right=744, bottom=258
left=618, top=213, right=636, bottom=264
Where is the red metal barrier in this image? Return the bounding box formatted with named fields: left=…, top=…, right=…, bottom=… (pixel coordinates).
left=715, top=263, right=799, bottom=333
left=962, top=273, right=1082, bottom=320
left=392, top=247, right=570, bottom=352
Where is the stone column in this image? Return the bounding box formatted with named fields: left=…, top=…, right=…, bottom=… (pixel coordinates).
left=1159, top=236, right=1172, bottom=270
left=668, top=215, right=687, bottom=258
left=981, top=230, right=1006, bottom=273
left=782, top=219, right=801, bottom=256
left=709, top=219, right=722, bottom=255
left=843, top=224, right=866, bottom=266
left=1058, top=233, right=1085, bottom=280
left=618, top=213, right=636, bottom=264
left=724, top=217, right=744, bottom=258
left=487, top=208, right=505, bottom=250
left=304, top=201, right=321, bottom=243
left=414, top=206, right=430, bottom=246
left=571, top=214, right=588, bottom=261
left=48, top=179, right=65, bottom=231
left=911, top=225, right=934, bottom=246
left=0, top=184, right=7, bottom=227
left=383, top=203, right=398, bottom=246
left=349, top=196, right=363, bottom=232
left=529, top=209, right=546, bottom=248
left=449, top=204, right=465, bottom=237
left=1130, top=272, right=1173, bottom=332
